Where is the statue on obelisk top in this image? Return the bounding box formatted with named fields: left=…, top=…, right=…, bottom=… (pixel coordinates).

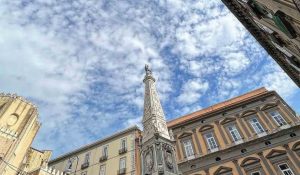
left=141, top=64, right=179, bottom=175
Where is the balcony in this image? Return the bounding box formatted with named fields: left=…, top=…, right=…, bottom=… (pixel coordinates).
left=279, top=124, right=291, bottom=130
left=63, top=169, right=71, bottom=175
left=99, top=155, right=108, bottom=162
left=118, top=168, right=126, bottom=175
left=234, top=139, right=244, bottom=145
left=208, top=147, right=219, bottom=153
left=81, top=162, right=89, bottom=170
left=257, top=131, right=267, bottom=138
left=119, top=147, right=127, bottom=154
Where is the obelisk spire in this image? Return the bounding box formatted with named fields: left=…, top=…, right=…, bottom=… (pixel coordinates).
left=142, top=64, right=170, bottom=143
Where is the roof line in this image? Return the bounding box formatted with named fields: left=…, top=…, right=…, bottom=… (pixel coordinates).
left=49, top=125, right=140, bottom=164
left=167, top=87, right=269, bottom=128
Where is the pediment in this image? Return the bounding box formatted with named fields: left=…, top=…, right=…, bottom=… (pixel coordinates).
left=220, top=117, right=236, bottom=125
left=241, top=110, right=257, bottom=118
left=178, top=132, right=193, bottom=139
left=213, top=166, right=232, bottom=175
left=199, top=124, right=214, bottom=132
left=266, top=149, right=286, bottom=159
left=240, top=157, right=260, bottom=167
left=292, top=141, right=300, bottom=151
left=260, top=103, right=277, bottom=111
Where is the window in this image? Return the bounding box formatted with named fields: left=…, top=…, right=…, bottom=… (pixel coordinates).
left=119, top=157, right=126, bottom=170
left=249, top=118, right=265, bottom=134
left=102, top=145, right=108, bottom=157
left=205, top=133, right=218, bottom=151
left=269, top=111, right=287, bottom=126
left=251, top=171, right=261, bottom=175
left=120, top=138, right=127, bottom=149
left=278, top=163, right=294, bottom=175
left=84, top=153, right=90, bottom=164
left=182, top=140, right=194, bottom=158
left=227, top=125, right=242, bottom=142
left=99, top=165, right=105, bottom=175
left=66, top=159, right=72, bottom=170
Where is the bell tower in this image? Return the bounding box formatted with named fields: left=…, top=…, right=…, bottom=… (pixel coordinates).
left=141, top=65, right=179, bottom=175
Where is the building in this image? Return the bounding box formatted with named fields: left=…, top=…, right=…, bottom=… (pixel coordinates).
left=48, top=126, right=142, bottom=175
left=221, top=0, right=300, bottom=86
left=21, top=148, right=52, bottom=174
left=140, top=65, right=179, bottom=175
left=167, top=87, right=300, bottom=175
left=0, top=93, right=46, bottom=175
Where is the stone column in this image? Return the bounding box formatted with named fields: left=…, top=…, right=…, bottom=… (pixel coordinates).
left=192, top=129, right=202, bottom=155
left=257, top=152, right=276, bottom=174
left=174, top=135, right=182, bottom=160
left=214, top=121, right=229, bottom=145
left=277, top=101, right=298, bottom=123
left=283, top=144, right=300, bottom=173
left=236, top=114, right=251, bottom=138
left=257, top=107, right=277, bottom=130
left=232, top=159, right=244, bottom=175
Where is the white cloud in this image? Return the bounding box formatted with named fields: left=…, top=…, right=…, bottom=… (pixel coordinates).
left=177, top=79, right=209, bottom=104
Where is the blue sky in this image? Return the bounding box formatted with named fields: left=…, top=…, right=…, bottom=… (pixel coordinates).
left=0, top=0, right=299, bottom=157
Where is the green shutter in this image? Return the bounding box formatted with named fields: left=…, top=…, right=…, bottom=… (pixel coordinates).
left=273, top=12, right=297, bottom=39
left=247, top=0, right=269, bottom=19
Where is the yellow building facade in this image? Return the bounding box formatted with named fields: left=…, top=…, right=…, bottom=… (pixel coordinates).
left=167, top=88, right=300, bottom=175
left=0, top=93, right=45, bottom=175
left=48, top=126, right=142, bottom=175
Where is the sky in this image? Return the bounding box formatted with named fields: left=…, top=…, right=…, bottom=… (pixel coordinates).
left=0, top=0, right=299, bottom=157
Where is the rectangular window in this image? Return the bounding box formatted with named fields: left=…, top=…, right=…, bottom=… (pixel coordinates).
left=227, top=125, right=242, bottom=142
left=119, top=157, right=126, bottom=170
left=99, top=165, right=105, bottom=175
left=102, top=145, right=108, bottom=157
left=205, top=133, right=218, bottom=151
left=269, top=111, right=287, bottom=126
left=120, top=138, right=127, bottom=149
left=66, top=159, right=72, bottom=170
left=278, top=163, right=294, bottom=175
left=84, top=153, right=90, bottom=164
left=182, top=140, right=194, bottom=158
left=249, top=118, right=265, bottom=134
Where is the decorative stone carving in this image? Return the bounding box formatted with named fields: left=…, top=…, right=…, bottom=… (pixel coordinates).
left=141, top=65, right=179, bottom=175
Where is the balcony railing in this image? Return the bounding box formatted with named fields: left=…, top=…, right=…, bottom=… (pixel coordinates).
left=81, top=162, right=89, bottom=169
left=99, top=155, right=108, bottom=162
left=119, top=147, right=127, bottom=154
left=118, top=168, right=126, bottom=175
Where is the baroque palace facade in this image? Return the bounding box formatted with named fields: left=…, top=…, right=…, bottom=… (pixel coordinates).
left=221, top=0, right=300, bottom=86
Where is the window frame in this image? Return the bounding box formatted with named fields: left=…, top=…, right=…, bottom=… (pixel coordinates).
left=278, top=163, right=295, bottom=175
left=182, top=139, right=194, bottom=159
left=84, top=152, right=91, bottom=164
left=249, top=117, right=265, bottom=134
left=227, top=124, right=242, bottom=142
left=205, top=132, right=219, bottom=152
left=268, top=110, right=287, bottom=126
left=119, top=157, right=126, bottom=170
left=102, top=145, right=108, bottom=157
left=251, top=171, right=261, bottom=175
left=99, top=164, right=106, bottom=175
left=120, top=137, right=127, bottom=149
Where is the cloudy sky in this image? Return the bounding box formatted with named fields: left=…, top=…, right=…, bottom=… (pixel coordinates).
left=0, top=0, right=299, bottom=157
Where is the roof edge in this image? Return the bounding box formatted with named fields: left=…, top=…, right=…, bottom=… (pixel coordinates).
left=49, top=125, right=140, bottom=164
